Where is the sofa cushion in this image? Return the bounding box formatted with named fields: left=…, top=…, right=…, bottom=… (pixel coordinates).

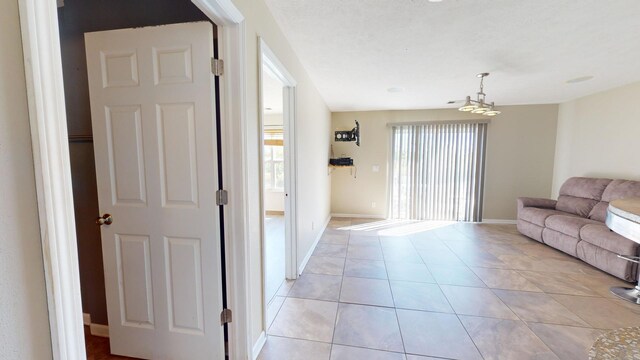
left=588, top=180, right=640, bottom=222
left=580, top=223, right=639, bottom=255
left=602, top=179, right=640, bottom=201
left=545, top=215, right=599, bottom=238
left=519, top=207, right=575, bottom=227
left=556, top=196, right=599, bottom=218
left=577, top=241, right=638, bottom=282
left=517, top=220, right=544, bottom=242
left=558, top=177, right=612, bottom=200
left=542, top=227, right=580, bottom=256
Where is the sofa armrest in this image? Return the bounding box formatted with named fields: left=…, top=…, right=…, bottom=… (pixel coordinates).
left=517, top=197, right=557, bottom=211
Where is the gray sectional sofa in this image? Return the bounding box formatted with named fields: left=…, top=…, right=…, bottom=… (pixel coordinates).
left=517, top=177, right=640, bottom=282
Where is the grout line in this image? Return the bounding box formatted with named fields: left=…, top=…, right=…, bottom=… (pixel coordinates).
left=436, top=227, right=490, bottom=359
left=520, top=318, right=567, bottom=358
left=485, top=287, right=523, bottom=322
left=383, top=242, right=407, bottom=355
left=524, top=320, right=610, bottom=331
left=266, top=334, right=333, bottom=345
left=330, top=217, right=353, bottom=356
left=333, top=343, right=408, bottom=356
left=265, top=296, right=286, bottom=332
left=451, top=308, right=486, bottom=359
left=268, top=278, right=287, bottom=306
left=269, top=335, right=408, bottom=357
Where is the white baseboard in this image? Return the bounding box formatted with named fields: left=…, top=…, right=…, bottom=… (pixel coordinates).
left=330, top=213, right=385, bottom=219
left=83, top=313, right=91, bottom=326
left=298, top=216, right=331, bottom=275
left=252, top=331, right=267, bottom=360
left=83, top=312, right=109, bottom=337
left=330, top=215, right=514, bottom=224
left=482, top=219, right=517, bottom=224
left=89, top=323, right=109, bottom=338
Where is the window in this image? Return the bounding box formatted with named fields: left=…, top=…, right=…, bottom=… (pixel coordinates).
left=389, top=122, right=487, bottom=221
left=264, top=129, right=284, bottom=191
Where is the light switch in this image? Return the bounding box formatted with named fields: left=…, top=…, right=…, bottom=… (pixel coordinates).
left=372, top=165, right=380, bottom=172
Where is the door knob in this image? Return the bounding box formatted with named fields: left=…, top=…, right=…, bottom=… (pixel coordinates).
left=96, top=213, right=113, bottom=226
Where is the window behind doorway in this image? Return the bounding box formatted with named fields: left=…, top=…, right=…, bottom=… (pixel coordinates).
left=264, top=128, right=284, bottom=191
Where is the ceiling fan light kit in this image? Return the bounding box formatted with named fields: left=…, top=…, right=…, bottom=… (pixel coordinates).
left=458, top=72, right=501, bottom=116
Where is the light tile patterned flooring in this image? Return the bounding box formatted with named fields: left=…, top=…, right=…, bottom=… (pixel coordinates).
left=259, top=217, right=640, bottom=360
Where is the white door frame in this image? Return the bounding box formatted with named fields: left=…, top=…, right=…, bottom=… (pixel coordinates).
left=258, top=38, right=298, bottom=290
left=17, top=0, right=252, bottom=359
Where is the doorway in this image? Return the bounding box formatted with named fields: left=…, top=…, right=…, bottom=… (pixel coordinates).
left=58, top=1, right=225, bottom=359
left=262, top=68, right=286, bottom=306
left=258, top=39, right=298, bottom=328
left=58, top=0, right=212, bottom=342
left=21, top=0, right=250, bottom=358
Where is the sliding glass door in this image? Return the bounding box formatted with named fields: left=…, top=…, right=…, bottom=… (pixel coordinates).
left=389, top=122, right=487, bottom=221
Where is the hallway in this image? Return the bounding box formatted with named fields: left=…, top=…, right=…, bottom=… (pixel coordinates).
left=259, top=218, right=640, bottom=359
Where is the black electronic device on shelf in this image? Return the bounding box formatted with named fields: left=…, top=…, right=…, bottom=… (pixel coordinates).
left=329, top=157, right=353, bottom=166
left=334, top=120, right=360, bottom=146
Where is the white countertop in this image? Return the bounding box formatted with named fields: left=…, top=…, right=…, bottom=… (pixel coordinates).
left=609, top=198, right=640, bottom=224
left=607, top=198, right=640, bottom=244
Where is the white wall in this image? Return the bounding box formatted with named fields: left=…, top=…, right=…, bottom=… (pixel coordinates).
left=231, top=0, right=332, bottom=346
left=264, top=191, right=284, bottom=212
left=263, top=113, right=283, bottom=126
left=552, top=81, right=640, bottom=196
left=0, top=0, right=53, bottom=358
left=332, top=105, right=559, bottom=220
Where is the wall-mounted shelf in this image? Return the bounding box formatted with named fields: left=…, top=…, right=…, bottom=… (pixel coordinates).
left=328, top=164, right=357, bottom=178
left=68, top=134, right=93, bottom=143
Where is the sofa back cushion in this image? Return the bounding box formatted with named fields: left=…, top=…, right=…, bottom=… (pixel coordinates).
left=588, top=203, right=609, bottom=222
left=556, top=197, right=598, bottom=217
left=556, top=177, right=612, bottom=217
left=588, top=179, right=640, bottom=222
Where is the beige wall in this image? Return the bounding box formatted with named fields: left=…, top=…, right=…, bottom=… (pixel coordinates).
left=0, top=0, right=53, bottom=358
left=231, top=0, right=332, bottom=346
left=332, top=105, right=559, bottom=220
left=552, top=81, right=640, bottom=196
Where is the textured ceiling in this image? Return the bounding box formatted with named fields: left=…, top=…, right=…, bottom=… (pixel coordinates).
left=264, top=0, right=640, bottom=111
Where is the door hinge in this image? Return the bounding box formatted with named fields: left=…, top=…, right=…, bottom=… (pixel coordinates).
left=216, top=189, right=228, bottom=206
left=220, top=308, right=232, bottom=325
left=211, top=58, right=224, bottom=76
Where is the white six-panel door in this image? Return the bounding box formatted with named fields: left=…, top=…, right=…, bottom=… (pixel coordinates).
left=85, top=22, right=224, bottom=359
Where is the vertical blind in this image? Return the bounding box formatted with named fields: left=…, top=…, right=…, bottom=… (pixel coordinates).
left=389, top=122, right=488, bottom=221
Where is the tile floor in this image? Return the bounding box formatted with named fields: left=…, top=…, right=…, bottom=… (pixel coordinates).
left=259, top=217, right=640, bottom=360
left=265, top=215, right=286, bottom=304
